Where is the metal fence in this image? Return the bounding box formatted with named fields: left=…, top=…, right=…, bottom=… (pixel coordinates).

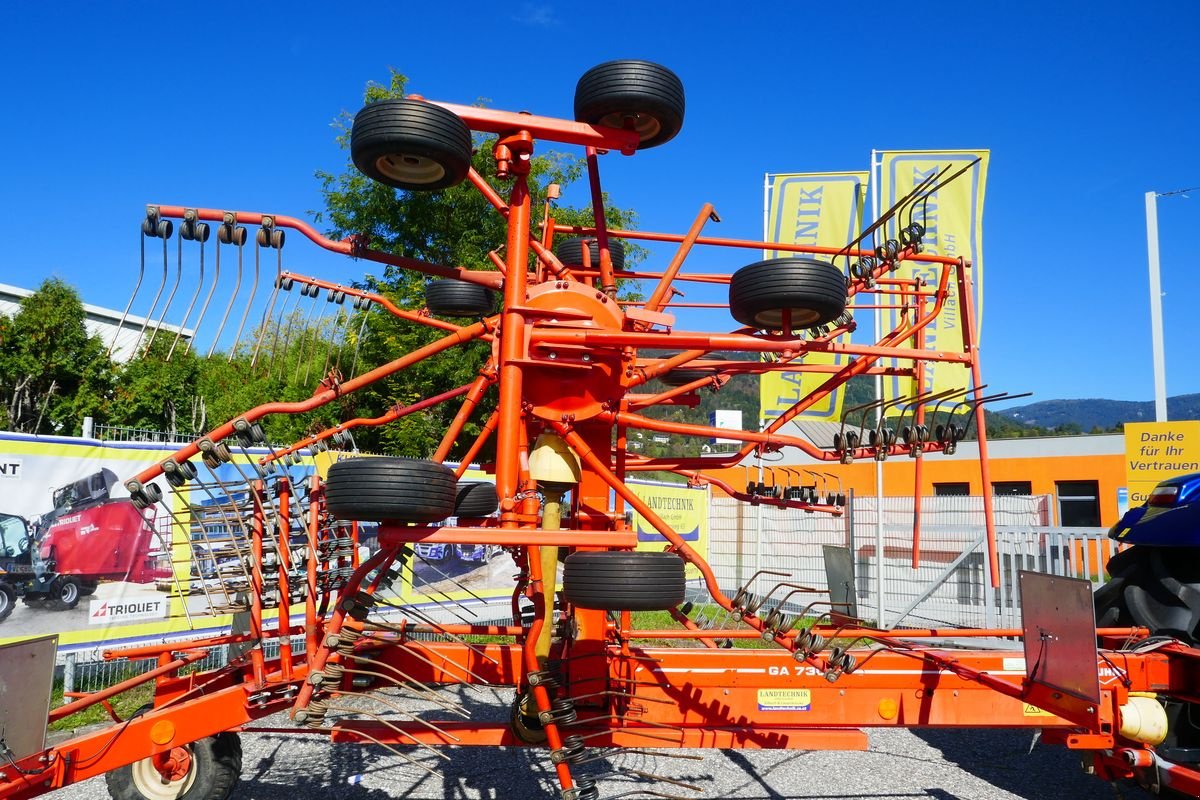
left=705, top=494, right=1118, bottom=632
left=58, top=494, right=1120, bottom=698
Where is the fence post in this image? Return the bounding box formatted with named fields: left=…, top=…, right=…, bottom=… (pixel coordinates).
left=875, top=495, right=887, bottom=629
left=62, top=652, right=76, bottom=703
left=982, top=537, right=996, bottom=629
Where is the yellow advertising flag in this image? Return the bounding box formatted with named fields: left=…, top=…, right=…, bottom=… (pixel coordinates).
left=761, top=171, right=867, bottom=422
left=878, top=151, right=989, bottom=407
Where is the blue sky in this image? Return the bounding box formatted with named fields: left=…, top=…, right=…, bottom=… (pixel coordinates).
left=1, top=1, right=1197, bottom=407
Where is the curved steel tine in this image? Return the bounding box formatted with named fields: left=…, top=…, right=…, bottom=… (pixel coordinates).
left=895, top=386, right=957, bottom=436
left=291, top=290, right=323, bottom=384
left=208, top=226, right=245, bottom=358
left=169, top=231, right=207, bottom=359
left=749, top=581, right=815, bottom=617
left=302, top=296, right=335, bottom=386
left=250, top=279, right=284, bottom=369
left=110, top=226, right=149, bottom=359
left=188, top=227, right=223, bottom=355
left=134, top=230, right=171, bottom=356
left=322, top=306, right=348, bottom=380
left=930, top=385, right=981, bottom=433
left=227, top=229, right=262, bottom=360
left=267, top=284, right=303, bottom=377
left=147, top=231, right=186, bottom=352
left=959, top=391, right=1033, bottom=439
left=250, top=249, right=286, bottom=368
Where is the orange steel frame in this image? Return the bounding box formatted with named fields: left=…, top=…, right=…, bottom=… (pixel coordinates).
left=5, top=97, right=1199, bottom=800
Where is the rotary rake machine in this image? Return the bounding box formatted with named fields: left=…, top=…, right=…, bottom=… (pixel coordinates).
left=5, top=59, right=1200, bottom=800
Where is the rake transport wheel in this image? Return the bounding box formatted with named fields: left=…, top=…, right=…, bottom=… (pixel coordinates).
left=554, top=237, right=626, bottom=271
left=574, top=60, right=685, bottom=149
left=105, top=729, right=242, bottom=800
left=454, top=481, right=499, bottom=518
left=563, top=551, right=686, bottom=611
left=1094, top=546, right=1200, bottom=642
left=350, top=98, right=473, bottom=191
left=0, top=581, right=14, bottom=622
left=47, top=575, right=82, bottom=611
left=325, top=457, right=457, bottom=523
left=728, top=257, right=847, bottom=331
left=424, top=279, right=495, bottom=318
left=659, top=367, right=715, bottom=387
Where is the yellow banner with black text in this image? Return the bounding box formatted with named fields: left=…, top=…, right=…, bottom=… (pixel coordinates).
left=761, top=172, right=867, bottom=422
left=879, top=150, right=988, bottom=409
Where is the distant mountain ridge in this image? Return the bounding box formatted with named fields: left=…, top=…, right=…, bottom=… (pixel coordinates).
left=995, top=393, right=1200, bottom=431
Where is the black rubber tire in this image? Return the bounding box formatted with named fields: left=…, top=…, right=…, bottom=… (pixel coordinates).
left=728, top=258, right=847, bottom=331
left=80, top=580, right=99, bottom=597
left=22, top=594, right=47, bottom=609
left=574, top=60, right=685, bottom=149
left=455, top=482, right=499, bottom=518
left=563, top=551, right=685, bottom=611
left=48, top=576, right=82, bottom=611
left=0, top=582, right=14, bottom=623
left=325, top=458, right=457, bottom=523
left=553, top=237, right=626, bottom=271
left=350, top=99, right=473, bottom=191
left=1094, top=547, right=1200, bottom=642
left=425, top=279, right=495, bottom=318
left=104, top=730, right=242, bottom=800
left=659, top=368, right=715, bottom=387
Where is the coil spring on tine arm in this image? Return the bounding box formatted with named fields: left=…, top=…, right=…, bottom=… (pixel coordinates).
left=528, top=669, right=561, bottom=690
left=562, top=777, right=600, bottom=800
left=294, top=698, right=329, bottom=729
left=761, top=608, right=798, bottom=640
left=730, top=586, right=755, bottom=618
left=792, top=628, right=827, bottom=661
left=551, top=734, right=588, bottom=765
left=540, top=697, right=578, bottom=727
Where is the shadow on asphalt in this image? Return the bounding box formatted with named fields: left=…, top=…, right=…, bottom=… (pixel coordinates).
left=913, top=728, right=1151, bottom=800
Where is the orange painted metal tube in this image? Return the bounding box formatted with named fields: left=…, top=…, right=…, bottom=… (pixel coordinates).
left=434, top=99, right=639, bottom=152
left=275, top=270, right=466, bottom=332
left=533, top=329, right=970, bottom=364
left=454, top=410, right=498, bottom=479
left=129, top=321, right=488, bottom=487
left=49, top=651, right=208, bottom=722
left=305, top=475, right=320, bottom=665
left=493, top=172, right=531, bottom=517
left=151, top=205, right=503, bottom=289
left=552, top=223, right=964, bottom=266
left=378, top=525, right=636, bottom=548
left=956, top=258, right=999, bottom=587
left=276, top=478, right=294, bottom=680
left=584, top=147, right=617, bottom=294
left=270, top=383, right=477, bottom=464
left=248, top=483, right=267, bottom=687
left=432, top=371, right=494, bottom=462
left=644, top=203, right=715, bottom=314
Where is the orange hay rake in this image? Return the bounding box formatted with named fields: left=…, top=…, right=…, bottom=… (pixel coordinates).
left=3, top=60, right=1197, bottom=800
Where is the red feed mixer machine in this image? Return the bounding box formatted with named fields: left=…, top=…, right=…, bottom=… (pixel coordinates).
left=1, top=60, right=1198, bottom=800
left=0, top=469, right=168, bottom=618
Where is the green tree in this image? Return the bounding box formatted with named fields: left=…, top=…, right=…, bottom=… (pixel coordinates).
left=109, top=336, right=204, bottom=435
left=313, top=70, right=641, bottom=458
left=0, top=278, right=113, bottom=435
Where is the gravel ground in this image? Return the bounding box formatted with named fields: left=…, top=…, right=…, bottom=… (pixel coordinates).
left=50, top=687, right=1155, bottom=800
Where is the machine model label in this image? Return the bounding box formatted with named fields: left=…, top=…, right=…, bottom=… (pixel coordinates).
left=89, top=597, right=168, bottom=624
left=757, top=688, right=811, bottom=712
